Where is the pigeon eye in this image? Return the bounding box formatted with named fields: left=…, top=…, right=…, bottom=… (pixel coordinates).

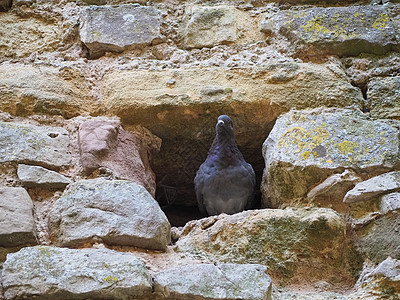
left=218, top=120, right=225, bottom=125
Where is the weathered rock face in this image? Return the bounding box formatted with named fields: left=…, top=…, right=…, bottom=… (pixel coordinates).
left=182, top=5, right=250, bottom=49
left=78, top=118, right=161, bottom=196
left=0, top=15, right=63, bottom=59
left=268, top=5, right=398, bottom=58
left=0, top=187, right=37, bottom=247
left=17, top=164, right=72, bottom=189
left=2, top=246, right=153, bottom=300
left=262, top=107, right=400, bottom=208
left=154, top=263, right=272, bottom=300
left=101, top=63, right=363, bottom=206
left=175, top=207, right=356, bottom=286
left=49, top=178, right=171, bottom=250
left=0, top=121, right=71, bottom=168
left=367, top=76, right=400, bottom=120
left=0, top=64, right=96, bottom=118
left=80, top=5, right=164, bottom=58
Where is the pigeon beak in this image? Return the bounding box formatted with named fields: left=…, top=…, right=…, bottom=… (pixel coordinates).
left=217, top=120, right=224, bottom=126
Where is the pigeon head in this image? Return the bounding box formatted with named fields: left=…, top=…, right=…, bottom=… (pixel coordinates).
left=216, top=115, right=234, bottom=138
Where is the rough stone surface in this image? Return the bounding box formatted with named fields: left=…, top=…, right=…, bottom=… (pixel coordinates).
left=269, top=6, right=398, bottom=58
left=262, top=107, right=400, bottom=208
left=355, top=211, right=400, bottom=264
left=175, top=207, right=355, bottom=286
left=154, top=263, right=272, bottom=300
left=78, top=118, right=161, bottom=196
left=0, top=15, right=63, bottom=59
left=17, top=164, right=72, bottom=189
left=344, top=171, right=400, bottom=204
left=367, top=76, right=400, bottom=120
left=380, top=192, right=400, bottom=214
left=101, top=64, right=363, bottom=206
left=307, top=169, right=361, bottom=212
left=0, top=121, right=71, bottom=168
left=0, top=187, right=37, bottom=247
left=0, top=64, right=96, bottom=118
left=80, top=5, right=164, bottom=58
left=183, top=6, right=238, bottom=49
left=49, top=178, right=171, bottom=250
left=2, top=246, right=153, bottom=300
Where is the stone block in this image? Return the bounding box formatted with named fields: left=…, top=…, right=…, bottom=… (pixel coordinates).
left=0, top=187, right=37, bottom=247
left=17, top=164, right=72, bottom=189
left=80, top=4, right=164, bottom=58
left=0, top=121, right=71, bottom=168
left=2, top=246, right=153, bottom=300
left=49, top=178, right=171, bottom=250
left=367, top=76, right=400, bottom=120
left=262, top=107, right=400, bottom=208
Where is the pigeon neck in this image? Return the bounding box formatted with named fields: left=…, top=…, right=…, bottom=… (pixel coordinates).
left=209, top=132, right=242, bottom=161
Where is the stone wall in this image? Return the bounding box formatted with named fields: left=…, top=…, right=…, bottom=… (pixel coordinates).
left=1, top=0, right=400, bottom=299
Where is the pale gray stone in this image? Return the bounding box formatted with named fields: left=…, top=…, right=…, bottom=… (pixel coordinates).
left=344, top=171, right=400, bottom=204
left=80, top=5, right=164, bottom=58
left=154, top=263, right=272, bottom=300
left=2, top=246, right=153, bottom=300
left=183, top=6, right=237, bottom=49
left=0, top=187, right=37, bottom=247
left=380, top=192, right=400, bottom=214
left=261, top=107, right=400, bottom=208
left=17, top=164, right=72, bottom=189
left=49, top=178, right=171, bottom=250
left=367, top=76, right=400, bottom=120
left=269, top=6, right=398, bottom=57
left=0, top=122, right=70, bottom=168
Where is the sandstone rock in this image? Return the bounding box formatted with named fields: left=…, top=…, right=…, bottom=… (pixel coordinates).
left=380, top=192, right=400, bottom=214
left=352, top=257, right=400, bottom=299
left=183, top=6, right=238, bottom=49
left=307, top=169, right=361, bottom=212
left=269, top=6, right=398, bottom=58
left=175, top=207, right=355, bottom=286
left=80, top=4, right=164, bottom=58
left=355, top=211, right=400, bottom=263
left=0, top=121, right=71, bottom=168
left=0, top=0, right=11, bottom=11
left=0, top=187, right=37, bottom=247
left=78, top=117, right=161, bottom=197
left=262, top=107, right=400, bottom=208
left=17, top=164, right=72, bottom=189
left=367, top=76, right=400, bottom=120
left=2, top=246, right=153, bottom=300
left=0, top=14, right=63, bottom=59
left=154, top=263, right=272, bottom=300
left=344, top=171, right=400, bottom=204
left=0, top=64, right=95, bottom=118
left=101, top=64, right=363, bottom=206
left=49, top=178, right=171, bottom=250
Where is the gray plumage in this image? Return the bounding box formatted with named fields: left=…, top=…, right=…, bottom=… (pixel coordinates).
left=194, top=115, right=255, bottom=216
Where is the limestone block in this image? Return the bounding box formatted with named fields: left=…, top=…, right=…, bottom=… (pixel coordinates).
left=268, top=6, right=398, bottom=57
left=17, top=164, right=72, bottom=189
left=0, top=0, right=11, bottom=11
left=344, top=171, right=400, bottom=204
left=78, top=117, right=161, bottom=197
left=0, top=122, right=71, bottom=168
left=367, top=76, right=400, bottom=120
left=380, top=192, right=400, bottom=214
left=80, top=4, right=164, bottom=58
left=261, top=107, right=400, bottom=208
left=0, top=64, right=96, bottom=118
left=101, top=64, right=363, bottom=206
left=0, top=187, right=37, bottom=247
left=154, top=263, right=272, bottom=300
left=0, top=15, right=63, bottom=59
left=49, top=178, right=171, bottom=250
left=175, top=207, right=355, bottom=286
left=183, top=6, right=238, bottom=49
left=2, top=246, right=153, bottom=300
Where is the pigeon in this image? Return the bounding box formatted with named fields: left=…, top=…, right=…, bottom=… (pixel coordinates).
left=194, top=115, right=256, bottom=216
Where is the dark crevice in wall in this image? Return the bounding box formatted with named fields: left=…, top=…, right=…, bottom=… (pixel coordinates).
left=351, top=81, right=370, bottom=113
